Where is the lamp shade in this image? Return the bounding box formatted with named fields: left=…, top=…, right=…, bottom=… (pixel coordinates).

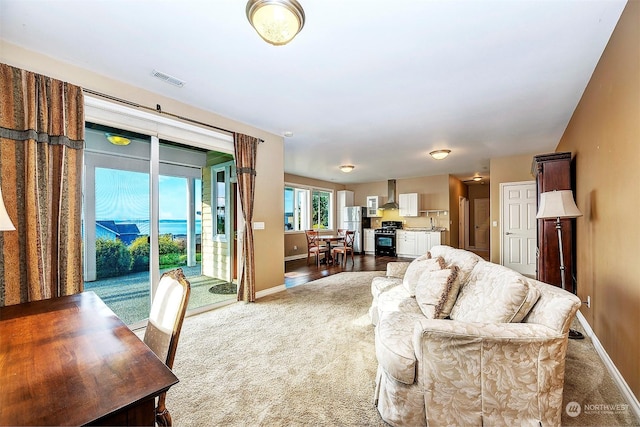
left=536, top=190, right=583, bottom=219
left=246, top=0, right=305, bottom=46
left=0, top=186, right=15, bottom=231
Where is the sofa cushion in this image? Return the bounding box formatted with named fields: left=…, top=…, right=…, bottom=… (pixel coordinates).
left=450, top=261, right=540, bottom=323
left=386, top=261, right=411, bottom=279
left=402, top=255, right=445, bottom=297
left=371, top=276, right=403, bottom=299
left=376, top=284, right=422, bottom=319
left=414, top=266, right=461, bottom=319
left=375, top=311, right=421, bottom=385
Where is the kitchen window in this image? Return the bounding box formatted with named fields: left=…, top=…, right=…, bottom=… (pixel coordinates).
left=284, top=185, right=333, bottom=231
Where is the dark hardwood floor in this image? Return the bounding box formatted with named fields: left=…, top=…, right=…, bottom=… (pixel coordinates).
left=284, top=254, right=414, bottom=287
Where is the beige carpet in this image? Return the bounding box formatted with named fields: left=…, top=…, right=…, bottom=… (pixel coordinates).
left=161, top=272, right=638, bottom=426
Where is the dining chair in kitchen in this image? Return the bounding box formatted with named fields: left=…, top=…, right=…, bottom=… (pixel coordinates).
left=305, top=229, right=329, bottom=266
left=332, top=230, right=355, bottom=267
left=143, top=268, right=191, bottom=426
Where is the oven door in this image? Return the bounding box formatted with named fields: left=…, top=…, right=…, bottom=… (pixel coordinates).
left=375, top=233, right=396, bottom=256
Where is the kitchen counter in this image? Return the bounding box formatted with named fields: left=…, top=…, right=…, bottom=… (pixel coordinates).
left=402, top=227, right=446, bottom=232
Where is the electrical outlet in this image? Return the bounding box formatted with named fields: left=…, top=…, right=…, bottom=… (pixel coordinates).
left=586, top=295, right=591, bottom=308
left=293, top=245, right=298, bottom=250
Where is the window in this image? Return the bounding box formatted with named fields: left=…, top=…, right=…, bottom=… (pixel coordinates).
left=215, top=169, right=225, bottom=236
left=312, top=190, right=331, bottom=230
left=284, top=185, right=333, bottom=231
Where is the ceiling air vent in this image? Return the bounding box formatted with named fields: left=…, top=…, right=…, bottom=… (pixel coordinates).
left=151, top=69, right=186, bottom=87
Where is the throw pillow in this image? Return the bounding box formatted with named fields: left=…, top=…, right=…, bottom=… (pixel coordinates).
left=449, top=262, right=540, bottom=323
left=414, top=265, right=461, bottom=319
left=401, top=255, right=444, bottom=297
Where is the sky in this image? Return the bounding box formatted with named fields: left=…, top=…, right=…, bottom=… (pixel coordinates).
left=95, top=168, right=201, bottom=221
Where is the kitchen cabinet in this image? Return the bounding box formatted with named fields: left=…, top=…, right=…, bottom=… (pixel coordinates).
left=416, top=231, right=430, bottom=255
left=399, top=193, right=419, bottom=217
left=396, top=230, right=416, bottom=257
left=363, top=228, right=375, bottom=254
left=397, top=230, right=444, bottom=258
left=366, top=196, right=381, bottom=217
left=337, top=190, right=354, bottom=228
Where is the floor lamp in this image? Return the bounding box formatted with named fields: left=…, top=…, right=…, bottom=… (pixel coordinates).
left=536, top=189, right=583, bottom=339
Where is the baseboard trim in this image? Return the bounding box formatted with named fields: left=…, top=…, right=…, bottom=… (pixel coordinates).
left=256, top=284, right=286, bottom=298
left=576, top=311, right=640, bottom=421
left=285, top=254, right=309, bottom=262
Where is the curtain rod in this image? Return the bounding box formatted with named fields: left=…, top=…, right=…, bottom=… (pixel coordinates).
left=82, top=88, right=264, bottom=143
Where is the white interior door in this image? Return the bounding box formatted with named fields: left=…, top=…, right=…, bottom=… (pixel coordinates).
left=473, top=198, right=490, bottom=250
left=500, top=181, right=537, bottom=276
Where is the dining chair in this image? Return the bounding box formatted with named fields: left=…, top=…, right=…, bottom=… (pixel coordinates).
left=332, top=230, right=355, bottom=267
left=305, top=229, right=329, bottom=266
left=143, top=268, right=191, bottom=427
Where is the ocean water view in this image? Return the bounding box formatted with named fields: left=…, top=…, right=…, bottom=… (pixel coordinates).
left=111, top=219, right=201, bottom=236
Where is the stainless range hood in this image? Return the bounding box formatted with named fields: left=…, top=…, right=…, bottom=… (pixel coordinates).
left=380, top=179, right=399, bottom=210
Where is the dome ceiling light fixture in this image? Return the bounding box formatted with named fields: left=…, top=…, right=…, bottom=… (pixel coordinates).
left=105, top=133, right=131, bottom=146
left=246, top=0, right=305, bottom=46
left=429, top=149, right=451, bottom=160
left=473, top=175, right=482, bottom=182
left=339, top=165, right=355, bottom=173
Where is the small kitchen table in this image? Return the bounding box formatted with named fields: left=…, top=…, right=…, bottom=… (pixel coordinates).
left=0, top=291, right=178, bottom=426
left=318, top=235, right=345, bottom=264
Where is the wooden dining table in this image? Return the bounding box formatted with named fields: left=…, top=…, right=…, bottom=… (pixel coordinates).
left=0, top=291, right=178, bottom=426
left=318, top=234, right=345, bottom=264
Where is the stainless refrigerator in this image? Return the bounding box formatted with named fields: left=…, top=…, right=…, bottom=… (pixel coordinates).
left=343, top=206, right=371, bottom=254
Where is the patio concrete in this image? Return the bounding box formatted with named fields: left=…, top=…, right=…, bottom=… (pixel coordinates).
left=84, top=264, right=236, bottom=325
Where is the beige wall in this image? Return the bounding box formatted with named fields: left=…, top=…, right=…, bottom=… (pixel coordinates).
left=556, top=0, right=640, bottom=398
left=468, top=183, right=490, bottom=247
left=1, top=41, right=285, bottom=293
left=448, top=176, right=465, bottom=248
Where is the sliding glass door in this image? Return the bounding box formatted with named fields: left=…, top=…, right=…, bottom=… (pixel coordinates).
left=83, top=123, right=237, bottom=326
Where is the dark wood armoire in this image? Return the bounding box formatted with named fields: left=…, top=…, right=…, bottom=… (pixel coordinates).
left=532, top=152, right=575, bottom=294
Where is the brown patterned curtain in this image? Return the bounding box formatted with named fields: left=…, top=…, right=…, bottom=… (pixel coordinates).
left=234, top=133, right=258, bottom=302
left=0, top=63, right=84, bottom=306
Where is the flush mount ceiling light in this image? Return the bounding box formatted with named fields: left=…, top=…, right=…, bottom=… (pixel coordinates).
left=339, top=165, right=355, bottom=173
left=429, top=149, right=451, bottom=160
left=473, top=176, right=482, bottom=182
left=246, top=0, right=305, bottom=46
left=106, top=133, right=131, bottom=146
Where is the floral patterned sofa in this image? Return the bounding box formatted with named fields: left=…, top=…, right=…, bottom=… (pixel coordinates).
left=370, top=245, right=581, bottom=427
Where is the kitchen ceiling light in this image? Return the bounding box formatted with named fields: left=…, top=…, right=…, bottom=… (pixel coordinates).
left=106, top=133, right=131, bottom=146
left=246, top=0, right=305, bottom=46
left=473, top=176, right=482, bottom=182
left=429, top=149, right=451, bottom=160
left=339, top=165, right=355, bottom=173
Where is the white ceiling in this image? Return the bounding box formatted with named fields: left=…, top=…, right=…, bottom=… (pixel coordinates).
left=0, top=0, right=627, bottom=184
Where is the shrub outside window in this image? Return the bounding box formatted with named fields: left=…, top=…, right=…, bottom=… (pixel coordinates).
left=284, top=185, right=333, bottom=231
